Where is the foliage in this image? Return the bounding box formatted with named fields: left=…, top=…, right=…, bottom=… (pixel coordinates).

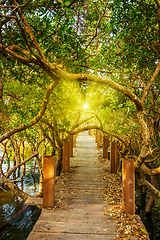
left=0, top=0, right=160, bottom=217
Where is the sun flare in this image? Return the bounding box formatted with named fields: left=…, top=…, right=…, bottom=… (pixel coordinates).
left=83, top=104, right=89, bottom=110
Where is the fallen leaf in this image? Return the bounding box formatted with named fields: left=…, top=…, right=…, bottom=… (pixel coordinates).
left=104, top=210, right=109, bottom=215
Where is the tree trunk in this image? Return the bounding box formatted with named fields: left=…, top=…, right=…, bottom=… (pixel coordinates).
left=146, top=193, right=154, bottom=213
left=35, top=155, right=43, bottom=198
left=2, top=175, right=30, bottom=200
left=146, top=175, right=157, bottom=212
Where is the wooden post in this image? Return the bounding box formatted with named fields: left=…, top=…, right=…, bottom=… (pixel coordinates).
left=95, top=129, right=97, bottom=143
left=69, top=135, right=73, bottom=157
left=103, top=135, right=108, bottom=158
left=62, top=141, right=70, bottom=172
left=110, top=141, right=117, bottom=173
left=43, top=156, right=55, bottom=208
left=73, top=135, right=76, bottom=148
left=97, top=130, right=101, bottom=148
left=122, top=159, right=135, bottom=214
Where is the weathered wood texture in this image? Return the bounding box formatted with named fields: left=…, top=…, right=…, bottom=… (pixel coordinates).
left=73, top=135, right=76, bottom=148
left=95, top=129, right=97, bottom=143
left=25, top=197, right=43, bottom=206
left=110, top=142, right=117, bottom=173
left=103, top=135, right=108, bottom=158
left=97, top=130, right=101, bottom=148
left=62, top=141, right=70, bottom=172
left=43, top=156, right=55, bottom=208
left=69, top=135, right=74, bottom=157
left=122, top=159, right=135, bottom=214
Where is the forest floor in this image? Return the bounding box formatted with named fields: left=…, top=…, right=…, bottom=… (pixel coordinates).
left=97, top=148, right=150, bottom=240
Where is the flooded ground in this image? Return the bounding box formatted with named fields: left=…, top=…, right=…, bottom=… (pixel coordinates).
left=135, top=180, right=160, bottom=240
left=0, top=161, right=41, bottom=239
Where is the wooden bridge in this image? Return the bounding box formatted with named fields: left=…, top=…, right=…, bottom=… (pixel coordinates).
left=26, top=131, right=119, bottom=239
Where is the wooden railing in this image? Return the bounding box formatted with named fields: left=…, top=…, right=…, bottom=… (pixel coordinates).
left=43, top=132, right=135, bottom=215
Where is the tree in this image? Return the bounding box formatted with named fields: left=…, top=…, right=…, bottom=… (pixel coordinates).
left=0, top=0, right=160, bottom=213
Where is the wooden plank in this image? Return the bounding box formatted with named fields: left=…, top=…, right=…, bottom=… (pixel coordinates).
left=24, top=197, right=43, bottom=206
left=62, top=141, right=70, bottom=172
left=43, top=156, right=55, bottom=208
left=110, top=142, right=117, bottom=173
left=122, top=158, right=135, bottom=214
left=103, top=135, right=108, bottom=158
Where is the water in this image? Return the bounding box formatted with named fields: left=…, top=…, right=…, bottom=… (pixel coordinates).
left=0, top=189, right=41, bottom=240
left=0, top=161, right=41, bottom=239
left=135, top=181, right=160, bottom=240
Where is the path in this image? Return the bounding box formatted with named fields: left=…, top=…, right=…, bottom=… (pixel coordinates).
left=27, top=131, right=118, bottom=240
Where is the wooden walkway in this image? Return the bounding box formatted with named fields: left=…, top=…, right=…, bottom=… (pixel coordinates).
left=27, top=131, right=118, bottom=240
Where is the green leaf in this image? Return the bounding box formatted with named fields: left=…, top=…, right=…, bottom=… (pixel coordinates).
left=141, top=228, right=148, bottom=234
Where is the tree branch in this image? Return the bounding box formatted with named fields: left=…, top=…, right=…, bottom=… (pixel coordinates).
left=11, top=0, right=46, bottom=60
left=56, top=68, right=143, bottom=111
left=0, top=80, right=59, bottom=143
left=141, top=163, right=160, bottom=175
left=5, top=152, right=38, bottom=178
left=141, top=59, right=160, bottom=104
left=142, top=179, right=160, bottom=199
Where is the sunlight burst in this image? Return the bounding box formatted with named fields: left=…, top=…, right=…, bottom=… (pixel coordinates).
left=83, top=103, right=89, bottom=110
